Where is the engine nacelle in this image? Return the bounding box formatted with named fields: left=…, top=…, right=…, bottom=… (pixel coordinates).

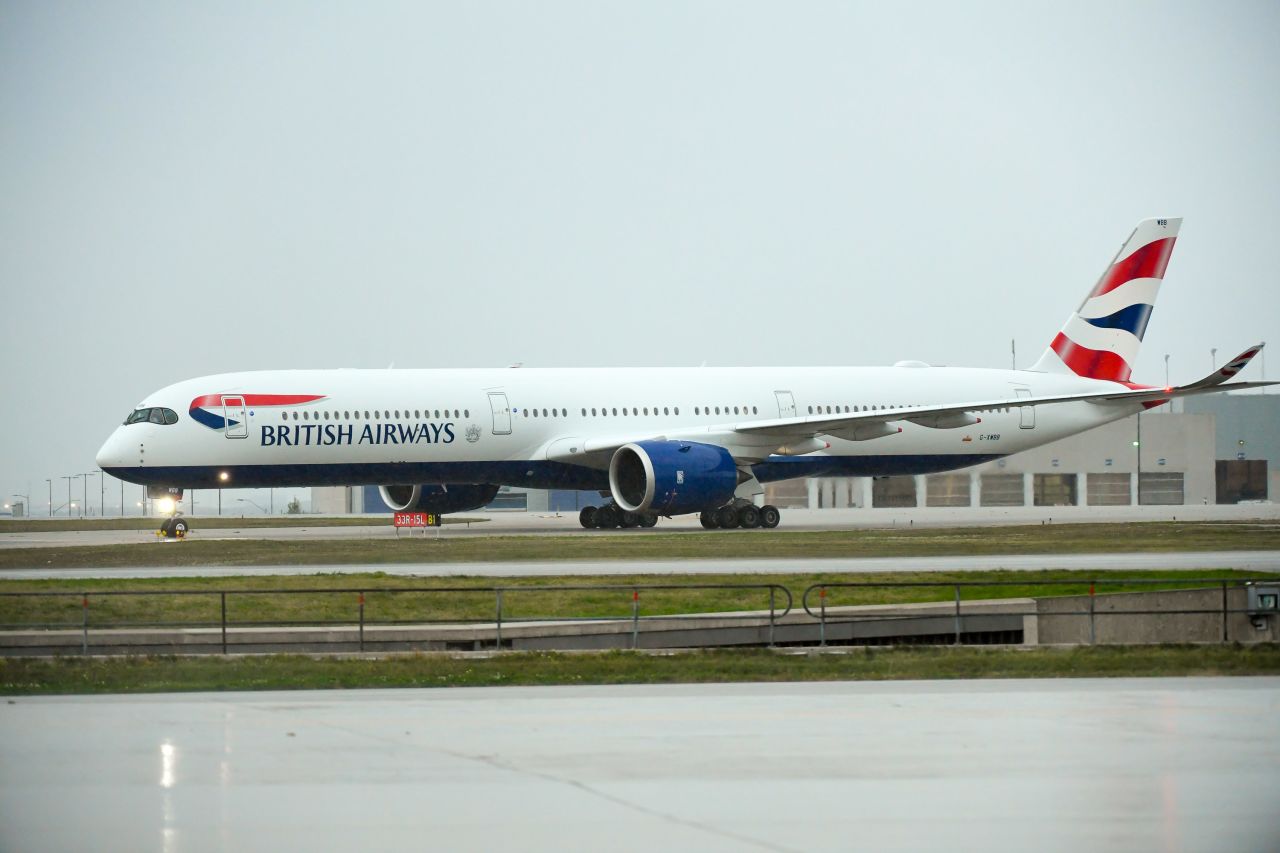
left=608, top=440, right=737, bottom=515
left=378, top=483, right=499, bottom=514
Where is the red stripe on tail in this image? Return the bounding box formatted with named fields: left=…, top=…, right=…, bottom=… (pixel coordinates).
left=1050, top=333, right=1133, bottom=382
left=1089, top=237, right=1176, bottom=298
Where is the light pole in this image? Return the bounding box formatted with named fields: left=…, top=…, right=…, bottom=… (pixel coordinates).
left=1135, top=414, right=1142, bottom=506
left=81, top=473, right=93, bottom=518
left=96, top=469, right=103, bottom=518
left=45, top=479, right=52, bottom=517
left=62, top=476, right=73, bottom=517
left=236, top=497, right=268, bottom=514
left=1164, top=354, right=1172, bottom=413
left=1210, top=347, right=1217, bottom=372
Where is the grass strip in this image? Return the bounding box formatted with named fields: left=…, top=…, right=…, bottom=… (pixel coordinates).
left=2, top=569, right=1275, bottom=628
left=2, top=521, right=1278, bottom=570
left=3, top=645, right=1278, bottom=695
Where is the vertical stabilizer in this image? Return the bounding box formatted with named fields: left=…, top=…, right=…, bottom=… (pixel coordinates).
left=1030, top=217, right=1181, bottom=382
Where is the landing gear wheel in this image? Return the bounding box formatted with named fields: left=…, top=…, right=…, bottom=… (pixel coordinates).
left=159, top=517, right=174, bottom=537
left=594, top=505, right=619, bottom=529
left=699, top=511, right=718, bottom=529
left=715, top=506, right=738, bottom=529
left=620, top=511, right=640, bottom=529
left=579, top=506, right=598, bottom=528
left=171, top=518, right=189, bottom=538
left=759, top=505, right=781, bottom=529
left=737, top=505, right=761, bottom=529
left=639, top=514, right=658, bottom=528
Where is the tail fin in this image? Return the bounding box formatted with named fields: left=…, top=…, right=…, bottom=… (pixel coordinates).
left=1030, top=217, right=1181, bottom=382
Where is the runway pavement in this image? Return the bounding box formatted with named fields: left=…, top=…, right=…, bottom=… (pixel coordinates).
left=3, top=678, right=1277, bottom=852
left=3, top=503, right=1277, bottom=549
left=5, top=550, right=1280, bottom=579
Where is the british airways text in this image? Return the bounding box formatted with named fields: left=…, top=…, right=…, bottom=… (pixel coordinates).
left=260, top=422, right=455, bottom=447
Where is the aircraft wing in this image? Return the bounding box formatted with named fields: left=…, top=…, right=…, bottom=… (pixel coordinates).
left=735, top=343, right=1274, bottom=438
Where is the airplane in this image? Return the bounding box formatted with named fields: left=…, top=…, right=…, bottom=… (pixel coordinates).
left=97, top=217, right=1273, bottom=536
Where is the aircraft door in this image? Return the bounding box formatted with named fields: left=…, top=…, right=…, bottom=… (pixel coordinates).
left=1015, top=387, right=1034, bottom=429
left=223, top=395, right=248, bottom=439
left=488, top=392, right=512, bottom=435
left=775, top=391, right=796, bottom=419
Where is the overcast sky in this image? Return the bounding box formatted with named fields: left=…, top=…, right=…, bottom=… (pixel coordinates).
left=2, top=1, right=1278, bottom=514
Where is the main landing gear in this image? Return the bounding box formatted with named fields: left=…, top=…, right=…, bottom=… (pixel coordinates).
left=579, top=505, right=659, bottom=530
left=577, top=501, right=782, bottom=530
left=699, top=502, right=781, bottom=530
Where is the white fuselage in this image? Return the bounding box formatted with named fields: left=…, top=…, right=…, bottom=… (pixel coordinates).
left=95, top=364, right=1137, bottom=495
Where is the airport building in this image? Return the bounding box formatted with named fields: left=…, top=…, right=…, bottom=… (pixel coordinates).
left=312, top=393, right=1274, bottom=514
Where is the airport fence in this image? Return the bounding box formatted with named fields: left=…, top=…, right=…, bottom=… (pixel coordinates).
left=0, top=578, right=1276, bottom=655
left=0, top=582, right=793, bottom=655
left=801, top=578, right=1279, bottom=647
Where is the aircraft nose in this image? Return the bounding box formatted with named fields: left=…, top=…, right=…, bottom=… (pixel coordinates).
left=96, top=428, right=130, bottom=471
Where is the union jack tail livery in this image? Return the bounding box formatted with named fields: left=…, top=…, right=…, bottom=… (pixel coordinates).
left=1031, top=217, right=1181, bottom=382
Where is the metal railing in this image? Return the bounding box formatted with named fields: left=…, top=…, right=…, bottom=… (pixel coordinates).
left=0, top=582, right=793, bottom=655
left=802, top=578, right=1274, bottom=647
left=2, top=577, right=1275, bottom=655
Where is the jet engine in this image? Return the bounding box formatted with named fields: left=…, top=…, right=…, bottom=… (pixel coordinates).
left=608, top=440, right=737, bottom=515
left=378, top=484, right=499, bottom=514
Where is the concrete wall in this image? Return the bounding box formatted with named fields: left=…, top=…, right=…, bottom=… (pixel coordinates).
left=1036, top=587, right=1278, bottom=645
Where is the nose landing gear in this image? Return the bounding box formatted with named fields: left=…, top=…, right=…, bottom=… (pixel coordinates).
left=159, top=515, right=189, bottom=539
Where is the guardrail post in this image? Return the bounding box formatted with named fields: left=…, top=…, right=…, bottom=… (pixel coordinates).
left=1088, top=582, right=1096, bottom=645
left=81, top=594, right=89, bottom=655
left=358, top=592, right=365, bottom=652
left=221, top=592, right=227, bottom=655
left=953, top=585, right=961, bottom=645
left=1221, top=581, right=1229, bottom=643
left=819, top=587, right=827, bottom=647
left=768, top=587, right=776, bottom=648
left=631, top=589, right=639, bottom=650
left=495, top=589, right=503, bottom=650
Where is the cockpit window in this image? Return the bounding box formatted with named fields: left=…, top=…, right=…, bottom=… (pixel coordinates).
left=124, top=407, right=179, bottom=426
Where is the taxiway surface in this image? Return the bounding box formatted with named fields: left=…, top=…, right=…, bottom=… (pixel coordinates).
left=3, top=504, right=1277, bottom=550
left=3, top=678, right=1277, bottom=852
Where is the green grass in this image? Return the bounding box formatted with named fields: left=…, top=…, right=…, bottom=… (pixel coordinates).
left=1, top=569, right=1274, bottom=629
left=2, top=521, right=1278, bottom=570
left=3, top=645, right=1278, bottom=695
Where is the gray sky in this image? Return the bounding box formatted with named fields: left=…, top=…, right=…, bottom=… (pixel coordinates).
left=3, top=1, right=1278, bottom=514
